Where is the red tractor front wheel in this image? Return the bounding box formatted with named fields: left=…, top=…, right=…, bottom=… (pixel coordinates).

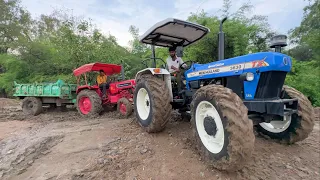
left=76, top=90, right=103, bottom=117
left=117, top=98, right=133, bottom=118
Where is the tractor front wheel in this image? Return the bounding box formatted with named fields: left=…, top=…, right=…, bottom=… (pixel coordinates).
left=191, top=85, right=255, bottom=171
left=257, top=85, right=315, bottom=144
left=117, top=98, right=133, bottom=118
left=133, top=74, right=172, bottom=133
left=76, top=90, right=103, bottom=117
left=22, top=97, right=43, bottom=116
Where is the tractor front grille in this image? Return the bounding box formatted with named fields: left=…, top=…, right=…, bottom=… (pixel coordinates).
left=255, top=71, right=287, bottom=99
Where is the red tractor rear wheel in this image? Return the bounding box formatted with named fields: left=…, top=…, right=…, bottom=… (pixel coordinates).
left=117, top=98, right=133, bottom=118
left=76, top=90, right=103, bottom=117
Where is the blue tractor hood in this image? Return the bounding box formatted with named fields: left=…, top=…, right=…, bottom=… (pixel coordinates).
left=186, top=52, right=292, bottom=81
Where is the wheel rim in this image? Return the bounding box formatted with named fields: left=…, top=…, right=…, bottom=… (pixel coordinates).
left=27, top=101, right=34, bottom=109
left=259, top=115, right=292, bottom=133
left=79, top=96, right=92, bottom=115
left=119, top=103, right=127, bottom=115
left=136, top=88, right=150, bottom=120
left=195, top=101, right=224, bottom=154
left=24, top=100, right=35, bottom=113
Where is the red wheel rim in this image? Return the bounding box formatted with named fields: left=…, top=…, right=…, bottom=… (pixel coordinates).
left=120, top=103, right=127, bottom=115
left=79, top=97, right=92, bottom=115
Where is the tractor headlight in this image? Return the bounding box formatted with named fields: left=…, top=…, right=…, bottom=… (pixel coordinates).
left=240, top=72, right=255, bottom=81
left=246, top=72, right=254, bottom=81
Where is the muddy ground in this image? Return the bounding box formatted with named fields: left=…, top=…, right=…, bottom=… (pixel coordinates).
left=0, top=98, right=319, bottom=180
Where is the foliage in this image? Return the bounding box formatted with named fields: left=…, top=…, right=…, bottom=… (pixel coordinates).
left=0, top=0, right=33, bottom=53
left=285, top=59, right=320, bottom=106
left=182, top=2, right=274, bottom=64
left=289, top=0, right=320, bottom=61
left=0, top=54, right=27, bottom=94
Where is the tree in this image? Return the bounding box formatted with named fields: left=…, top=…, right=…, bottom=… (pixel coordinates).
left=128, top=25, right=148, bottom=56
left=184, top=1, right=273, bottom=64
left=290, top=0, right=320, bottom=61
left=0, top=0, right=33, bottom=54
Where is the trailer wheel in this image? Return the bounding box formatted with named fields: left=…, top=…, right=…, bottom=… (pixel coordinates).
left=117, top=98, right=133, bottom=118
left=191, top=85, right=255, bottom=171
left=134, top=74, right=172, bottom=133
left=76, top=89, right=102, bottom=117
left=22, top=97, right=43, bottom=116
left=257, top=85, right=315, bottom=144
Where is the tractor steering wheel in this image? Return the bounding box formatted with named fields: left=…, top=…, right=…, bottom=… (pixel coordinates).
left=179, top=60, right=194, bottom=70
left=178, top=60, right=195, bottom=77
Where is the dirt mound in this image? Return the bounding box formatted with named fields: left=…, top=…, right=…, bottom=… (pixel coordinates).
left=0, top=98, right=20, bottom=107
left=0, top=98, right=22, bottom=122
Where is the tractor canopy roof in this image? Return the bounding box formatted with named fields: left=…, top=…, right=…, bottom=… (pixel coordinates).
left=73, top=63, right=122, bottom=76
left=139, top=18, right=210, bottom=48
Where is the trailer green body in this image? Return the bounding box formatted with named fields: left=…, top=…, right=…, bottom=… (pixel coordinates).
left=13, top=79, right=77, bottom=105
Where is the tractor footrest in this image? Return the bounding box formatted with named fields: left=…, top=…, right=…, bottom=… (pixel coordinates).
left=243, top=98, right=298, bottom=116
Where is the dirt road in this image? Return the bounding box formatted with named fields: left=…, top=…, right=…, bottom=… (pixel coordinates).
left=0, top=98, right=319, bottom=180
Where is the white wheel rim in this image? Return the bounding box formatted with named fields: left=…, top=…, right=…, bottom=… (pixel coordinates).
left=195, top=101, right=224, bottom=154
left=136, top=88, right=150, bottom=120
left=259, top=115, right=292, bottom=133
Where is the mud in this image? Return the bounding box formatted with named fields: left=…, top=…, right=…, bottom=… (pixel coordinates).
left=0, top=98, right=319, bottom=180
left=315, top=107, right=320, bottom=121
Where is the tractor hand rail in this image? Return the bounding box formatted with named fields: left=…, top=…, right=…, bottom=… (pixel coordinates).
left=142, top=57, right=167, bottom=69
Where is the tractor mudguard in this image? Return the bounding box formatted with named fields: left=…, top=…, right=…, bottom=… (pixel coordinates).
left=135, top=68, right=173, bottom=101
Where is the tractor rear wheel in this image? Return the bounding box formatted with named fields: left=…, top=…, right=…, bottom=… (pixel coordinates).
left=22, top=97, right=43, bottom=116
left=191, top=85, right=255, bottom=171
left=133, top=74, right=172, bottom=133
left=76, top=89, right=103, bottom=117
left=117, top=98, right=133, bottom=118
left=257, top=85, right=315, bottom=144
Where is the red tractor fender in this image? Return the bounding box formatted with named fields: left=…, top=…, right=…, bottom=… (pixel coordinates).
left=76, top=85, right=99, bottom=94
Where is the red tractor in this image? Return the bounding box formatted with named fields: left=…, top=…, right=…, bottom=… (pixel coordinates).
left=73, top=62, right=135, bottom=117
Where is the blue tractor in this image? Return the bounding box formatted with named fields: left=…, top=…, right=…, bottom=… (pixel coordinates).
left=133, top=18, right=315, bottom=171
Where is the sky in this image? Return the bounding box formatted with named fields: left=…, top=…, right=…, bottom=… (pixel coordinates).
left=20, top=0, right=309, bottom=47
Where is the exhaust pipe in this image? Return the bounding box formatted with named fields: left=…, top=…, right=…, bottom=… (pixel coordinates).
left=121, top=60, right=125, bottom=80
left=218, top=17, right=227, bottom=60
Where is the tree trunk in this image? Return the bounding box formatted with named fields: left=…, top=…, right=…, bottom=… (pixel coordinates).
left=0, top=89, right=7, bottom=98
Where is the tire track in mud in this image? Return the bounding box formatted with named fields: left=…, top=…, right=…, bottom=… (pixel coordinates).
left=0, top=134, right=64, bottom=179
left=70, top=136, right=141, bottom=180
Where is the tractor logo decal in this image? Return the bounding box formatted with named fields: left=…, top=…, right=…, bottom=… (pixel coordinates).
left=245, top=56, right=269, bottom=68
left=117, top=82, right=132, bottom=88
left=208, top=62, right=224, bottom=68
left=187, top=56, right=269, bottom=78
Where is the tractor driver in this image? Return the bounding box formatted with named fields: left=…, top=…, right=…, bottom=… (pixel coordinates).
left=166, top=46, right=188, bottom=91
left=97, top=69, right=109, bottom=98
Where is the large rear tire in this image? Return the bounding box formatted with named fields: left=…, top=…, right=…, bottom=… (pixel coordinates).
left=133, top=74, right=172, bottom=133
left=191, top=85, right=255, bottom=171
left=76, top=90, right=103, bottom=117
left=22, top=97, right=43, bottom=116
left=257, top=85, right=315, bottom=144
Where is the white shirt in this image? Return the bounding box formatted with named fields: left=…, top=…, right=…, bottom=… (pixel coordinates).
left=166, top=56, right=186, bottom=73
